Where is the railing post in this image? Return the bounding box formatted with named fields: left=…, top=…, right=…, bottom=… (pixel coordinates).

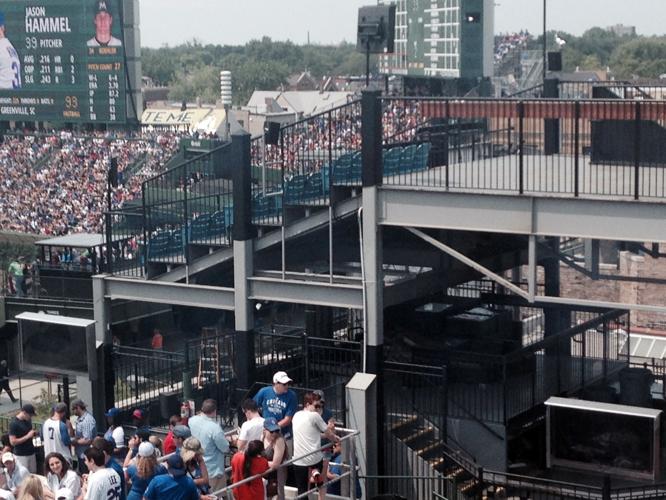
left=133, top=363, right=139, bottom=401
left=477, top=467, right=484, bottom=500
left=602, top=475, right=611, bottom=500
left=183, top=161, right=190, bottom=265
left=349, top=436, right=358, bottom=500
left=603, top=319, right=609, bottom=381
left=441, top=364, right=448, bottom=443
left=104, top=212, right=113, bottom=274
left=183, top=340, right=192, bottom=401
left=574, top=100, right=580, bottom=197
left=141, top=182, right=148, bottom=275
left=303, top=332, right=310, bottom=389
left=581, top=326, right=587, bottom=387
left=327, top=110, right=333, bottom=195
left=518, top=101, right=525, bottom=194
left=634, top=101, right=641, bottom=200
left=445, top=99, right=450, bottom=188
left=502, top=361, right=507, bottom=424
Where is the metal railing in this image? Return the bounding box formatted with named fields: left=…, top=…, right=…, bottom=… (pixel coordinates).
left=379, top=97, right=666, bottom=201
left=104, top=144, right=234, bottom=276
left=214, top=427, right=361, bottom=500
left=112, top=345, right=187, bottom=408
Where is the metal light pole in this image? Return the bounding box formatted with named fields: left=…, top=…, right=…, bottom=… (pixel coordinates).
left=219, top=70, right=232, bottom=142
left=543, top=0, right=547, bottom=83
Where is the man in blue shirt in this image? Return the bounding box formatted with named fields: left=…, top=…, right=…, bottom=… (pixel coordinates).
left=188, top=399, right=229, bottom=493
left=93, top=437, right=127, bottom=500
left=254, top=371, right=298, bottom=439
left=71, top=399, right=96, bottom=474
left=143, top=454, right=198, bottom=500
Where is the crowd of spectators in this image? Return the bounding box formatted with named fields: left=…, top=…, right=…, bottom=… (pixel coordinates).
left=495, top=31, right=530, bottom=64
left=253, top=99, right=426, bottom=179
left=0, top=370, right=353, bottom=500
left=0, top=129, right=181, bottom=236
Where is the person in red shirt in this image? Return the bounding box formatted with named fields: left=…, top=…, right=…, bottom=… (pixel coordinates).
left=162, top=415, right=182, bottom=455
left=151, top=329, right=163, bottom=350
left=230, top=440, right=269, bottom=500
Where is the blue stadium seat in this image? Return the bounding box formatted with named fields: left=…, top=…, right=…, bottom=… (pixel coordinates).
left=253, top=193, right=281, bottom=219
left=147, top=230, right=171, bottom=260
left=383, top=146, right=403, bottom=176
left=350, top=151, right=362, bottom=183
left=332, top=153, right=353, bottom=185
left=222, top=205, right=234, bottom=240
left=412, top=143, right=431, bottom=172
left=189, top=213, right=212, bottom=243
left=208, top=210, right=227, bottom=240
left=400, top=144, right=417, bottom=173
left=284, top=175, right=307, bottom=205
left=321, top=164, right=331, bottom=194
left=166, top=227, right=185, bottom=257
left=303, top=172, right=324, bottom=201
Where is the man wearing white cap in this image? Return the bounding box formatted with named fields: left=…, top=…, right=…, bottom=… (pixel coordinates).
left=1, top=453, right=29, bottom=495
left=253, top=371, right=298, bottom=439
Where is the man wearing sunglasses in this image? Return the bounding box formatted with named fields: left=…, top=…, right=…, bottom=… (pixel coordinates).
left=292, top=392, right=340, bottom=500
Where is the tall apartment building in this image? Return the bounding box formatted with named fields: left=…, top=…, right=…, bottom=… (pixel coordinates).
left=378, top=0, right=494, bottom=79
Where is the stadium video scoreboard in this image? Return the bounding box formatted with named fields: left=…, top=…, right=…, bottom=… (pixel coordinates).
left=0, top=0, right=126, bottom=123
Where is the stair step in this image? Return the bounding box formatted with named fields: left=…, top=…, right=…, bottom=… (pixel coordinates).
left=417, top=441, right=447, bottom=459
left=402, top=426, right=435, bottom=445
left=458, top=478, right=479, bottom=494
left=443, top=466, right=465, bottom=479
left=388, top=415, right=418, bottom=432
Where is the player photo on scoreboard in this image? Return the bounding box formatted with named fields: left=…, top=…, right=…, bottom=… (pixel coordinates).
left=87, top=0, right=122, bottom=48
left=0, top=11, right=21, bottom=89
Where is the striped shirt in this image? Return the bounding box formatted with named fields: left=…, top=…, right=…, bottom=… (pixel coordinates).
left=74, top=411, right=97, bottom=459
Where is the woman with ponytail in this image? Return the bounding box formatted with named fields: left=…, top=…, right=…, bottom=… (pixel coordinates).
left=230, top=440, right=269, bottom=500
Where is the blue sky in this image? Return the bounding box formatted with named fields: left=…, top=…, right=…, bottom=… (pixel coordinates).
left=139, top=0, right=666, bottom=48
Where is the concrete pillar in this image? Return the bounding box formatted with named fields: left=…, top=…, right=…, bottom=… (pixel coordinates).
left=346, top=373, right=378, bottom=499
left=232, top=132, right=256, bottom=391
left=91, top=275, right=111, bottom=424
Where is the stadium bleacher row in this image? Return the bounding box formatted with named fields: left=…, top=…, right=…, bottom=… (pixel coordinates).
left=146, top=142, right=431, bottom=261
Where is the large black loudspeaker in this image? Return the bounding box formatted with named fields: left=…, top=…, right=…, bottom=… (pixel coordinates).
left=357, top=5, right=396, bottom=53
left=264, top=121, right=280, bottom=145
left=547, top=51, right=562, bottom=72
left=108, top=157, right=118, bottom=187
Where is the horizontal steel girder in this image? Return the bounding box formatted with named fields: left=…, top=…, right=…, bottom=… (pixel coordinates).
left=379, top=188, right=666, bottom=243
left=100, top=275, right=235, bottom=309
left=248, top=276, right=363, bottom=309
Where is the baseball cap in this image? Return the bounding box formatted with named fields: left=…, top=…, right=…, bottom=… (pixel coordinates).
left=21, top=403, right=36, bottom=416
left=313, top=390, right=325, bottom=402
left=55, top=488, right=73, bottom=500
left=136, top=427, right=151, bottom=441
left=105, top=407, right=120, bottom=417
left=172, top=425, right=191, bottom=439
left=1, top=452, right=14, bottom=463
left=273, top=371, right=293, bottom=384
left=138, top=442, right=155, bottom=458
left=180, top=437, right=203, bottom=463
left=263, top=417, right=280, bottom=433
left=95, top=1, right=110, bottom=14
left=132, top=409, right=145, bottom=420
left=166, top=454, right=186, bottom=477
left=54, top=402, right=68, bottom=414
left=0, top=12, right=5, bottom=27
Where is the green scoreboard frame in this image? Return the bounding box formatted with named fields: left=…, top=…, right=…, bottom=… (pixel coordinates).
left=0, top=0, right=127, bottom=123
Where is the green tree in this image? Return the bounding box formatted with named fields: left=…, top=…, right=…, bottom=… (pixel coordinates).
left=609, top=37, right=666, bottom=78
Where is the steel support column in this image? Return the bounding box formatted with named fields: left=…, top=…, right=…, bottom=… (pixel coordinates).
left=232, top=132, right=256, bottom=392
